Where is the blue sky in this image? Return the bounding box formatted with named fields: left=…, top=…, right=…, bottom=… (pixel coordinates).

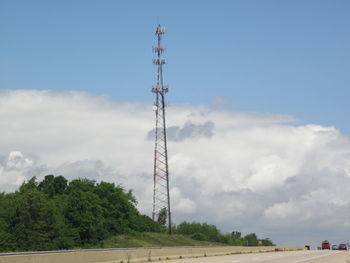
left=1, top=0, right=349, bottom=134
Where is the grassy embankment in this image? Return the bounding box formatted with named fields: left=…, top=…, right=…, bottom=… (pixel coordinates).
left=90, top=232, right=226, bottom=249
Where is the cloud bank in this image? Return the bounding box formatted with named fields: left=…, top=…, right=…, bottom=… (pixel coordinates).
left=1, top=90, right=350, bottom=247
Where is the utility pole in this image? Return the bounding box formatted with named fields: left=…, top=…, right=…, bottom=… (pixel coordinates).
left=151, top=24, right=172, bottom=234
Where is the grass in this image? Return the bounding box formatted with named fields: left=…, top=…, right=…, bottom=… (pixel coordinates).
left=89, top=232, right=226, bottom=249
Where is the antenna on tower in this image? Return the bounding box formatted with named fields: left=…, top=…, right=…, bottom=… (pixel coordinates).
left=151, top=24, right=172, bottom=234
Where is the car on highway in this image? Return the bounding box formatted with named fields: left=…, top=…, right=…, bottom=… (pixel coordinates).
left=322, top=240, right=330, bottom=250
left=338, top=244, right=347, bottom=250
left=332, top=245, right=338, bottom=250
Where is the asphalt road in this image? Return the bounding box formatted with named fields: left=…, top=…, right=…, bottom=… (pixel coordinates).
left=159, top=250, right=350, bottom=263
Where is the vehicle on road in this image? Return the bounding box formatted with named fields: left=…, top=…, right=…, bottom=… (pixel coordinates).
left=322, top=240, right=330, bottom=250
left=332, top=245, right=338, bottom=250
left=338, top=244, right=347, bottom=250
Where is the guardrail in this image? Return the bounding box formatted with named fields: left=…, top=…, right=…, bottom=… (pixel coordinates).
left=0, top=246, right=304, bottom=263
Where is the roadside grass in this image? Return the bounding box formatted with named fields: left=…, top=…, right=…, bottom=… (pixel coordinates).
left=85, top=232, right=226, bottom=249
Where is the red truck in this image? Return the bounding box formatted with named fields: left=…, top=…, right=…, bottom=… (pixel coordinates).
left=322, top=240, right=330, bottom=250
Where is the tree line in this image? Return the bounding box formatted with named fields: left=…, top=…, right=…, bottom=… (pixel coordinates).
left=0, top=175, right=274, bottom=252
left=0, top=175, right=164, bottom=252
left=175, top=221, right=274, bottom=246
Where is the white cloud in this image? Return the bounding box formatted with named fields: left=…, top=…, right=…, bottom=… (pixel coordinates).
left=171, top=187, right=197, bottom=214
left=264, top=202, right=301, bottom=220
left=1, top=89, right=350, bottom=247
left=0, top=151, right=47, bottom=191
left=6, top=151, right=34, bottom=170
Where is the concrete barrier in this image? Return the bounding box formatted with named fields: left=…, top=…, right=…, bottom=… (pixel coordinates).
left=0, top=246, right=304, bottom=263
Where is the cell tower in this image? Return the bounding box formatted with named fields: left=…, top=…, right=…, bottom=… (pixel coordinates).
left=151, top=24, right=172, bottom=234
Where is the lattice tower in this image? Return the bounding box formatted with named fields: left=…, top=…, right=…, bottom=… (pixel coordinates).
left=151, top=24, right=172, bottom=234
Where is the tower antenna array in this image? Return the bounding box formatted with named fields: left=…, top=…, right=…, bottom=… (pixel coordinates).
left=151, top=24, right=172, bottom=234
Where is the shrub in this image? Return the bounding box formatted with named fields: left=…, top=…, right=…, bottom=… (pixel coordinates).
left=191, top=233, right=207, bottom=241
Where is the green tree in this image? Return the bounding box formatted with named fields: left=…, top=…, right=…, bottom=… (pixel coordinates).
left=244, top=233, right=259, bottom=246
left=38, top=175, right=55, bottom=196
left=65, top=188, right=105, bottom=245
left=39, top=175, right=68, bottom=196
left=260, top=238, right=274, bottom=246
left=157, top=208, right=167, bottom=226
left=0, top=193, right=16, bottom=251
left=176, top=222, right=221, bottom=242
left=232, top=231, right=241, bottom=238
left=1, top=175, right=274, bottom=252
left=131, top=215, right=165, bottom=233
left=11, top=183, right=56, bottom=251
left=94, top=181, right=137, bottom=234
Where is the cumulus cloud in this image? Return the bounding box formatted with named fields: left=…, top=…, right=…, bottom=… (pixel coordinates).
left=171, top=187, right=196, bottom=214
left=0, top=151, right=48, bottom=191
left=1, top=90, right=350, bottom=247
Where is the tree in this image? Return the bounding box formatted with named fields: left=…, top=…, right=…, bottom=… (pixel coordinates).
left=232, top=231, right=241, bottom=238
left=176, top=222, right=220, bottom=242
left=11, top=185, right=56, bottom=251
left=260, top=238, right=274, bottom=246
left=65, top=188, right=105, bottom=245
left=131, top=215, right=165, bottom=233
left=0, top=175, right=275, bottom=252
left=94, top=181, right=141, bottom=234
left=53, top=176, right=68, bottom=195
left=157, top=208, right=167, bottom=226
left=0, top=193, right=16, bottom=251
left=19, top=176, right=38, bottom=192
left=38, top=175, right=55, bottom=196
left=244, top=233, right=259, bottom=246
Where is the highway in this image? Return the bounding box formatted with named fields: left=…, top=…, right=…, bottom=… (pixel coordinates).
left=159, top=250, right=350, bottom=263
